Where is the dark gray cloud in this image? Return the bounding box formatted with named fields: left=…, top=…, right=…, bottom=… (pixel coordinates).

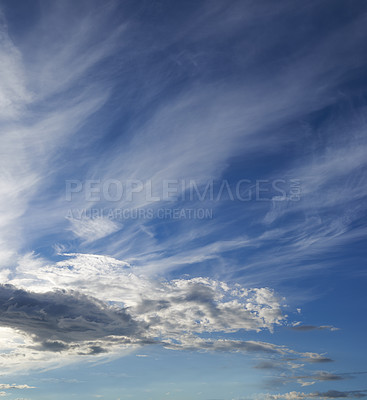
left=290, top=326, right=339, bottom=332
left=254, top=361, right=285, bottom=370
left=0, top=284, right=142, bottom=348
left=296, top=372, right=344, bottom=382
left=39, top=340, right=70, bottom=352
left=307, top=357, right=333, bottom=363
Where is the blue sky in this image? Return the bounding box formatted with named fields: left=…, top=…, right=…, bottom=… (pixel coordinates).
left=0, top=0, right=366, bottom=399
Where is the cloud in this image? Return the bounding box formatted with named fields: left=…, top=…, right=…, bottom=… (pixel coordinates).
left=0, top=252, right=332, bottom=373
left=0, top=384, right=34, bottom=390
left=0, top=0, right=366, bottom=293
left=0, top=277, right=284, bottom=348
left=0, top=252, right=287, bottom=372
left=268, top=371, right=351, bottom=389
left=254, top=361, right=285, bottom=370
left=0, top=1, right=125, bottom=269
left=0, top=12, right=33, bottom=120
left=299, top=353, right=333, bottom=364
left=255, top=363, right=351, bottom=391
left=262, top=390, right=367, bottom=400
left=298, top=382, right=315, bottom=387
left=163, top=336, right=287, bottom=354
left=10, top=253, right=286, bottom=334
left=298, top=372, right=344, bottom=382
left=0, top=284, right=141, bottom=346
left=66, top=217, right=121, bottom=243
left=294, top=371, right=367, bottom=387
left=290, top=326, right=340, bottom=332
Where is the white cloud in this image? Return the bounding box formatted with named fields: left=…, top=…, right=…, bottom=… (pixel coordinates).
left=9, top=252, right=285, bottom=333
left=0, top=14, right=33, bottom=120
left=0, top=384, right=34, bottom=390
left=67, top=217, right=121, bottom=243
left=298, top=381, right=315, bottom=387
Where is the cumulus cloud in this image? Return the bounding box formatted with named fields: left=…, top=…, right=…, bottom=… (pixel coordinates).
left=0, top=252, right=332, bottom=373
left=295, top=372, right=344, bottom=382
left=10, top=253, right=286, bottom=334
left=0, top=384, right=34, bottom=389
left=0, top=284, right=141, bottom=346
left=0, top=382, right=34, bottom=400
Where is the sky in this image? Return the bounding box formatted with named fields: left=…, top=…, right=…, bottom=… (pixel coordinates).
left=0, top=0, right=367, bottom=399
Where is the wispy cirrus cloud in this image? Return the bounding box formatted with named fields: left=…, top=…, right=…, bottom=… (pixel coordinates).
left=0, top=2, right=121, bottom=268
left=1, top=0, right=367, bottom=282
